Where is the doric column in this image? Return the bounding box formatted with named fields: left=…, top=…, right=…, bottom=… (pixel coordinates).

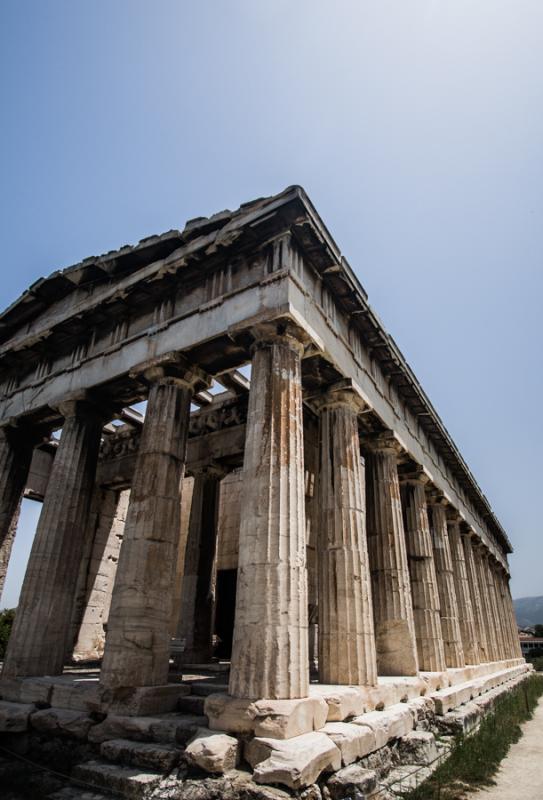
left=399, top=470, right=446, bottom=673
left=0, top=423, right=37, bottom=599
left=462, top=531, right=489, bottom=662
left=72, top=488, right=130, bottom=661
left=174, top=462, right=225, bottom=664
left=447, top=514, right=479, bottom=665
left=363, top=433, right=418, bottom=677
left=229, top=324, right=308, bottom=700
left=2, top=400, right=104, bottom=678
left=502, top=572, right=521, bottom=658
left=495, top=565, right=514, bottom=659
left=472, top=542, right=500, bottom=662
left=428, top=500, right=464, bottom=668
left=100, top=358, right=208, bottom=689
left=486, top=555, right=507, bottom=661
left=169, top=477, right=195, bottom=636
left=315, top=381, right=377, bottom=686
left=481, top=550, right=503, bottom=662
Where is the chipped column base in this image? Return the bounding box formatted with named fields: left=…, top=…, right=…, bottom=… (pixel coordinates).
left=204, top=693, right=329, bottom=738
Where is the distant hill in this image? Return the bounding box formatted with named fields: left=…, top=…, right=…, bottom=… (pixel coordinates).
left=514, top=595, right=543, bottom=627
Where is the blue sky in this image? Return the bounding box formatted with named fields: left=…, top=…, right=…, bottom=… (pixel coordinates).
left=1, top=1, right=542, bottom=605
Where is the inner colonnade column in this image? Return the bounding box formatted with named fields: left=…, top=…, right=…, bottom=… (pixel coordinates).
left=100, top=359, right=209, bottom=689
left=229, top=325, right=308, bottom=700
left=363, top=434, right=418, bottom=676
left=0, top=423, right=38, bottom=601
left=427, top=500, right=464, bottom=668
left=447, top=514, right=480, bottom=665
left=305, top=470, right=319, bottom=675
left=315, top=381, right=377, bottom=686
left=174, top=462, right=225, bottom=665
left=399, top=471, right=446, bottom=673
left=2, top=399, right=105, bottom=678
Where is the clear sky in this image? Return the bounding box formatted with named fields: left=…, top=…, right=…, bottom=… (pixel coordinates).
left=1, top=1, right=542, bottom=605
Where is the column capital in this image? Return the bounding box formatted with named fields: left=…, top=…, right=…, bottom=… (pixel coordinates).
left=188, top=459, right=228, bottom=480
left=362, top=430, right=406, bottom=456
left=446, top=508, right=463, bottom=524
left=460, top=523, right=476, bottom=540
left=398, top=466, right=431, bottom=486
left=249, top=319, right=310, bottom=358
left=129, top=352, right=211, bottom=393
left=313, top=378, right=366, bottom=414
left=55, top=395, right=110, bottom=423
left=425, top=489, right=450, bottom=508
left=472, top=539, right=489, bottom=558
left=0, top=416, right=52, bottom=448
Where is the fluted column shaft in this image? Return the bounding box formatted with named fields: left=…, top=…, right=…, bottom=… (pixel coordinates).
left=495, top=567, right=514, bottom=659
left=462, top=532, right=489, bottom=662
left=316, top=385, right=377, bottom=686
left=472, top=543, right=500, bottom=662
left=485, top=556, right=507, bottom=661
left=364, top=437, right=418, bottom=676
left=305, top=471, right=319, bottom=674
left=429, top=503, right=464, bottom=667
left=101, top=365, right=201, bottom=689
left=229, top=329, right=308, bottom=700
left=400, top=476, right=446, bottom=672
left=2, top=401, right=103, bottom=678
left=0, top=425, right=36, bottom=600
left=448, top=517, right=479, bottom=664
left=175, top=464, right=223, bottom=664
left=502, top=573, right=521, bottom=658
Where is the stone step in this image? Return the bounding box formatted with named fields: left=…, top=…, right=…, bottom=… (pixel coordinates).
left=188, top=682, right=228, bottom=697
left=100, top=738, right=182, bottom=773
left=47, top=786, right=111, bottom=800
left=72, top=760, right=162, bottom=799
left=89, top=712, right=208, bottom=745
left=177, top=694, right=206, bottom=715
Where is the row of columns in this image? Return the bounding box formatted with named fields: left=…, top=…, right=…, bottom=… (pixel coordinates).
left=0, top=327, right=521, bottom=703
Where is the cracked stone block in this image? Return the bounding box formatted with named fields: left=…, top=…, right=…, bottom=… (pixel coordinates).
left=100, top=738, right=181, bottom=772
left=0, top=701, right=34, bottom=732
left=310, top=687, right=366, bottom=722
left=246, top=731, right=341, bottom=789
left=30, top=707, right=96, bottom=740
left=321, top=722, right=377, bottom=765
left=185, top=728, right=240, bottom=774
left=88, top=712, right=206, bottom=744
left=398, top=730, right=438, bottom=766
left=0, top=677, right=53, bottom=706
left=326, top=764, right=377, bottom=800
left=205, top=694, right=328, bottom=739
left=351, top=704, right=413, bottom=748
left=72, top=760, right=162, bottom=800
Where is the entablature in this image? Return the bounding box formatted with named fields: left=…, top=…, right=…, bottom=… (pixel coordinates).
left=1, top=185, right=512, bottom=562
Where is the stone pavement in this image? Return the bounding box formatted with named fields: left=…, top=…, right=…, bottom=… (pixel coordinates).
left=470, top=695, right=543, bottom=799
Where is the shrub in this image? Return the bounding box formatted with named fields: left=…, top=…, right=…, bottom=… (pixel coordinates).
left=0, top=607, right=15, bottom=659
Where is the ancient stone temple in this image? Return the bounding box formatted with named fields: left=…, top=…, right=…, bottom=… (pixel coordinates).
left=0, top=187, right=529, bottom=795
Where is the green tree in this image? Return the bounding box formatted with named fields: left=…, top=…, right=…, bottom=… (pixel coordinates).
left=0, top=608, right=15, bottom=659
left=533, top=623, right=543, bottom=638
